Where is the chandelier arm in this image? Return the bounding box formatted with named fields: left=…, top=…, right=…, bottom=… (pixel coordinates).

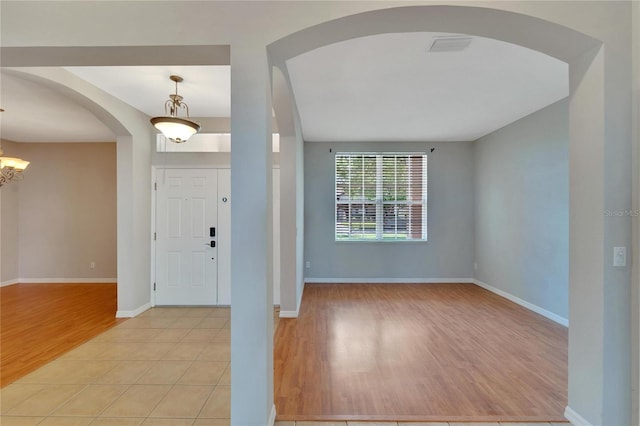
left=0, top=167, right=16, bottom=186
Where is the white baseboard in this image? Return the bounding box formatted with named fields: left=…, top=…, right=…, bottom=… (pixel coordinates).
left=15, top=278, right=117, bottom=284
left=1, top=279, right=19, bottom=287
left=304, top=277, right=474, bottom=284
left=473, top=279, right=568, bottom=327
left=279, top=281, right=305, bottom=318
left=268, top=404, right=276, bottom=426
left=565, top=405, right=593, bottom=426
left=116, top=302, right=151, bottom=318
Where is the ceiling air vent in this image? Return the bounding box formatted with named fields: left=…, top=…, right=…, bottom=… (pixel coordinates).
left=429, top=36, right=473, bottom=52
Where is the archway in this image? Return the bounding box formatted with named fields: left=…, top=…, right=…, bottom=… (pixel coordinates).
left=268, top=5, right=621, bottom=425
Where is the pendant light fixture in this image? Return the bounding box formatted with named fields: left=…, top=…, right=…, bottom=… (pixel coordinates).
left=150, top=75, right=201, bottom=143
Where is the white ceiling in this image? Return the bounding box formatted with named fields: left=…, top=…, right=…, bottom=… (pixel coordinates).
left=65, top=66, right=230, bottom=118
left=0, top=72, right=115, bottom=143
left=287, top=32, right=568, bottom=142
left=0, top=33, right=568, bottom=144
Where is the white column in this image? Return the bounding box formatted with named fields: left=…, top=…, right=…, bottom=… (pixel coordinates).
left=116, top=132, right=152, bottom=317
left=272, top=66, right=304, bottom=316
left=568, top=46, right=605, bottom=424
left=230, top=43, right=274, bottom=425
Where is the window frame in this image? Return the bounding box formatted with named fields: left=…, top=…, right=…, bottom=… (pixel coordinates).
left=334, top=152, right=428, bottom=242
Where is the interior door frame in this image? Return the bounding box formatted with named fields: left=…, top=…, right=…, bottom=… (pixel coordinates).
left=150, top=164, right=282, bottom=307
left=150, top=165, right=223, bottom=307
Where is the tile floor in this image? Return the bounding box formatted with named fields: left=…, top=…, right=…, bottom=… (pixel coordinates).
left=1, top=307, right=567, bottom=426
left=1, top=307, right=239, bottom=426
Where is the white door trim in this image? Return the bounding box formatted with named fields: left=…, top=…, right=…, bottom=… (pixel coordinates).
left=151, top=165, right=226, bottom=306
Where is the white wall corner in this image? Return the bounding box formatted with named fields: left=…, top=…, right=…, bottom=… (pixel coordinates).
left=116, top=302, right=151, bottom=318
left=1, top=279, right=19, bottom=287
left=565, top=405, right=594, bottom=426
left=279, top=280, right=305, bottom=318
left=268, top=404, right=276, bottom=426
left=473, top=279, right=569, bottom=327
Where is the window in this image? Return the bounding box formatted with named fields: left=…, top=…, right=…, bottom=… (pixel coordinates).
left=335, top=152, right=427, bottom=241
left=156, top=133, right=280, bottom=153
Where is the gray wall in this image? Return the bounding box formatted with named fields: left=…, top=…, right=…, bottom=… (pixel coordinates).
left=304, top=141, right=474, bottom=280
left=474, top=99, right=569, bottom=319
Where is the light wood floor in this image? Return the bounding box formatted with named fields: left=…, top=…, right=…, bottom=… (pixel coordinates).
left=274, top=283, right=568, bottom=422
left=1, top=283, right=124, bottom=387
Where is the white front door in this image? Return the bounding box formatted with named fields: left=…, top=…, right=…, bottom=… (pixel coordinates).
left=155, top=168, right=218, bottom=305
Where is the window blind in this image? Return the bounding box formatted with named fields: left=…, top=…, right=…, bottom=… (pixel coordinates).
left=335, top=153, right=427, bottom=241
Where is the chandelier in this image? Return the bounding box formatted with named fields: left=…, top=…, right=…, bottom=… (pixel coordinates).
left=150, top=75, right=201, bottom=143
left=0, top=148, right=29, bottom=187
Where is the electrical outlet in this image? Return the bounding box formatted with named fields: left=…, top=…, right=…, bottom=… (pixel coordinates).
left=613, top=247, right=626, bottom=267
left=90, top=261, right=96, bottom=269
left=305, top=261, right=311, bottom=268
left=473, top=262, right=478, bottom=271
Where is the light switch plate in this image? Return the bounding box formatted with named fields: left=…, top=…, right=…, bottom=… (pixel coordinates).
left=613, top=247, right=626, bottom=267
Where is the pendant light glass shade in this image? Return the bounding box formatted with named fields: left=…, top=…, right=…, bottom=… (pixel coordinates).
left=150, top=117, right=199, bottom=143
left=150, top=75, right=201, bottom=143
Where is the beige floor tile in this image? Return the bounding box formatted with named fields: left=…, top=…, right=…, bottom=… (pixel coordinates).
left=180, top=308, right=213, bottom=318
left=207, top=309, right=230, bottom=319
left=169, top=317, right=205, bottom=329
left=150, top=329, right=191, bottom=343
left=96, top=361, right=153, bottom=385
left=195, top=318, right=227, bottom=329
left=62, top=342, right=132, bottom=360
left=401, top=423, right=448, bottom=426
left=136, top=361, right=191, bottom=385
left=198, top=385, right=230, bottom=418
left=211, top=329, right=230, bottom=342
left=139, top=308, right=186, bottom=318
left=197, top=343, right=230, bottom=362
left=149, top=385, right=212, bottom=418
left=217, top=365, right=230, bottom=386
left=193, top=419, right=229, bottom=426
left=97, top=328, right=163, bottom=342
left=90, top=418, right=143, bottom=426
left=119, top=317, right=178, bottom=329
left=0, top=384, right=46, bottom=413
left=5, top=384, right=85, bottom=416
left=100, top=385, right=171, bottom=418
left=162, top=343, right=207, bottom=361
left=501, top=424, right=552, bottom=426
left=178, top=361, right=227, bottom=385
left=449, top=424, right=500, bottom=426
left=296, top=422, right=346, bottom=426
left=0, top=417, right=45, bottom=425
left=142, top=419, right=196, bottom=425
left=182, top=329, right=218, bottom=342
left=39, top=416, right=94, bottom=425
left=127, top=343, right=176, bottom=360
left=17, top=360, right=118, bottom=384
left=53, top=384, right=127, bottom=416
left=347, top=423, right=398, bottom=426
